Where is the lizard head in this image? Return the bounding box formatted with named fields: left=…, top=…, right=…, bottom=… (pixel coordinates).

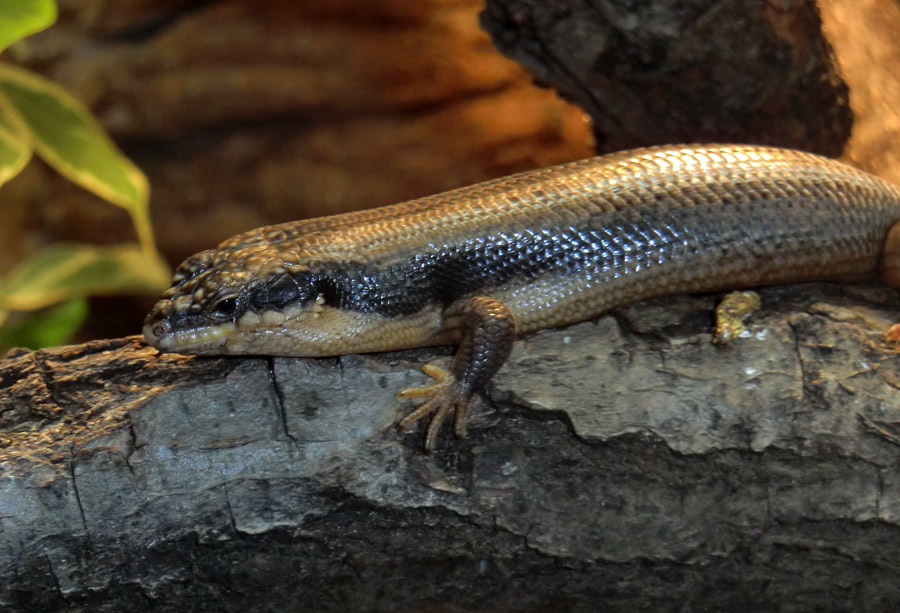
left=143, top=241, right=441, bottom=357
left=143, top=244, right=331, bottom=356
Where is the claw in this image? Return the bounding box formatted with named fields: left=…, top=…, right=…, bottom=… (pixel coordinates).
left=396, top=364, right=464, bottom=452
left=396, top=386, right=436, bottom=399
left=396, top=390, right=448, bottom=430
left=395, top=296, right=516, bottom=452
left=397, top=365, right=450, bottom=399
left=421, top=364, right=450, bottom=380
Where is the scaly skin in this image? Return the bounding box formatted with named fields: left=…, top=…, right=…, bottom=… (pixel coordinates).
left=143, top=144, right=900, bottom=451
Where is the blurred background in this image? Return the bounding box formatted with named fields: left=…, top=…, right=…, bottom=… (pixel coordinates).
left=0, top=0, right=593, bottom=349
left=1, top=0, right=899, bottom=349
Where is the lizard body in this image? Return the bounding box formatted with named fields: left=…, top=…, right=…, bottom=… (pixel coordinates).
left=143, top=145, right=900, bottom=450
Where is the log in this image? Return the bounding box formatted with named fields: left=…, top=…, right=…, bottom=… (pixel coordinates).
left=480, top=0, right=852, bottom=155
left=3, top=283, right=900, bottom=610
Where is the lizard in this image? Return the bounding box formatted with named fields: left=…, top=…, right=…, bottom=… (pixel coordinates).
left=143, top=144, right=900, bottom=451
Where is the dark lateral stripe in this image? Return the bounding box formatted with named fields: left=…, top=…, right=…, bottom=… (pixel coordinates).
left=313, top=210, right=681, bottom=317
left=309, top=197, right=851, bottom=318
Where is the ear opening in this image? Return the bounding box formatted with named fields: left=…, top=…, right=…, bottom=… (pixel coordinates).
left=251, top=271, right=318, bottom=310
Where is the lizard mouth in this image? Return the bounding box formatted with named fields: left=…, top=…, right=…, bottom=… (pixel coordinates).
left=142, top=319, right=235, bottom=354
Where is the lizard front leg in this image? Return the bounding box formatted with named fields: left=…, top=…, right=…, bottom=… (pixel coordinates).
left=397, top=296, right=516, bottom=452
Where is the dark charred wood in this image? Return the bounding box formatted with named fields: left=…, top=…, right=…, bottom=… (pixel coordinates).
left=480, top=0, right=852, bottom=156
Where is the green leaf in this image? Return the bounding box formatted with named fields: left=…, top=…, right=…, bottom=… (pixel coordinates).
left=0, top=63, right=154, bottom=250
left=0, top=0, right=57, bottom=53
left=0, top=243, right=171, bottom=311
left=0, top=298, right=87, bottom=351
left=0, top=90, right=31, bottom=186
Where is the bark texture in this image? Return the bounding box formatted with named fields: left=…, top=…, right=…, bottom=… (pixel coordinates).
left=480, top=0, right=852, bottom=155
left=3, top=284, right=900, bottom=611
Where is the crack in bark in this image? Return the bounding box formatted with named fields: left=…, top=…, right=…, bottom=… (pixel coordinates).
left=67, top=454, right=92, bottom=548
left=858, top=412, right=900, bottom=448
left=223, top=483, right=241, bottom=536
left=266, top=358, right=296, bottom=442
left=123, top=415, right=139, bottom=477
left=786, top=319, right=808, bottom=406
left=44, top=553, right=64, bottom=601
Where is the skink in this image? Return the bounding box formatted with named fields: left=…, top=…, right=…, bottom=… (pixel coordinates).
left=143, top=144, right=900, bottom=451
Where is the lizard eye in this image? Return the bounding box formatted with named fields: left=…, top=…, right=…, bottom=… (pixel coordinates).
left=210, top=295, right=240, bottom=320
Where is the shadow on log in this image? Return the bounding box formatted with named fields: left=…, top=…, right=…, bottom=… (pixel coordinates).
left=3, top=284, right=900, bottom=610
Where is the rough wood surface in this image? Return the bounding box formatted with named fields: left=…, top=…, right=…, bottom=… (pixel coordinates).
left=480, top=0, right=852, bottom=155
left=3, top=284, right=900, bottom=611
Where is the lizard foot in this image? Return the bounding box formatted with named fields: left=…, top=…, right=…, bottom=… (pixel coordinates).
left=397, top=364, right=472, bottom=452
left=396, top=297, right=516, bottom=452
left=714, top=290, right=761, bottom=345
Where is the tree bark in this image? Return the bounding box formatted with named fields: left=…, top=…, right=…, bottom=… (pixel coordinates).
left=3, top=284, right=900, bottom=611
left=480, top=0, right=851, bottom=155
